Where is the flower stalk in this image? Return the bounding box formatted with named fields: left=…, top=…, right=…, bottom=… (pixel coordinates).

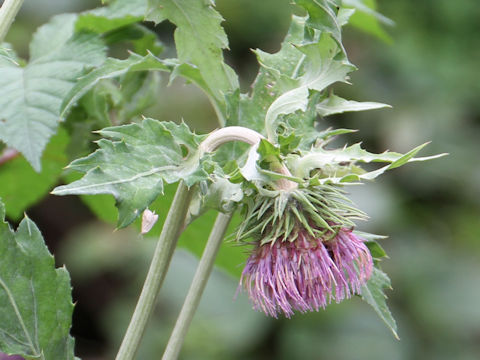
left=116, top=182, right=193, bottom=360
left=0, top=0, right=24, bottom=42
left=162, top=212, right=233, bottom=360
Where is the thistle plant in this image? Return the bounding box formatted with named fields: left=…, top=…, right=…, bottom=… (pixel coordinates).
left=0, top=0, right=447, bottom=359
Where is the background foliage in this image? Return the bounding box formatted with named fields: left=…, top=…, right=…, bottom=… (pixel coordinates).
left=1, top=0, right=479, bottom=359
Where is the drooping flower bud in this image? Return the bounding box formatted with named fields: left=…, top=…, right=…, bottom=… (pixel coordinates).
left=237, top=185, right=373, bottom=317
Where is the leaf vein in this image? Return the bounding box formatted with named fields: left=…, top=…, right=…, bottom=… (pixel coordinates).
left=0, top=276, right=39, bottom=355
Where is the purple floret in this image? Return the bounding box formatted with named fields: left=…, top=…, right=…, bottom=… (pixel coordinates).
left=0, top=353, right=24, bottom=360
left=239, top=228, right=373, bottom=317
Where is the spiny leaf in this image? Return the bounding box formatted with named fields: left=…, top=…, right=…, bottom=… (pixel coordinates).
left=231, top=14, right=327, bottom=134
left=0, top=200, right=76, bottom=359
left=234, top=14, right=354, bottom=142
left=316, top=93, right=390, bottom=116
left=295, top=0, right=343, bottom=45
left=52, top=119, right=209, bottom=227
left=288, top=142, right=447, bottom=181
left=252, top=1, right=354, bottom=141
left=231, top=1, right=386, bottom=147
left=357, top=144, right=448, bottom=181
left=264, top=34, right=355, bottom=140
left=0, top=14, right=106, bottom=171
left=361, top=267, right=399, bottom=339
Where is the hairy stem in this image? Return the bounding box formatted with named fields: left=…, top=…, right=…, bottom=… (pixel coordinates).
left=162, top=212, right=233, bottom=360
left=116, top=182, right=193, bottom=360
left=200, top=126, right=297, bottom=191
left=0, top=0, right=24, bottom=42
left=198, top=126, right=264, bottom=154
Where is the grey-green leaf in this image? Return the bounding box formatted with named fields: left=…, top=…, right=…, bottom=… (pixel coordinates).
left=295, top=0, right=343, bottom=45
left=0, top=200, right=76, bottom=359
left=0, top=14, right=106, bottom=171
left=316, top=93, right=390, bottom=116
left=52, top=119, right=209, bottom=227
left=289, top=142, right=447, bottom=181
left=361, top=267, right=399, bottom=339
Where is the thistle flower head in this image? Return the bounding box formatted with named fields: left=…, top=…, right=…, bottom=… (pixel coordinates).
left=237, top=185, right=373, bottom=317
left=240, top=226, right=372, bottom=317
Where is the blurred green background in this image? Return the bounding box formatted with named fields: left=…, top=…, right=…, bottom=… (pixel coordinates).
left=3, top=0, right=480, bottom=359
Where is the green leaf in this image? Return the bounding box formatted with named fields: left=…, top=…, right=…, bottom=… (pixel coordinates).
left=0, top=128, right=69, bottom=221
left=343, top=0, right=394, bottom=26
left=361, top=267, right=399, bottom=339
left=116, top=71, right=162, bottom=122
left=365, top=241, right=387, bottom=260
left=76, top=0, right=148, bottom=33
left=148, top=0, right=239, bottom=121
left=295, top=0, right=343, bottom=45
left=52, top=119, right=209, bottom=227
left=0, top=200, right=76, bottom=358
left=61, top=52, right=172, bottom=119
left=187, top=177, right=243, bottom=224
left=103, top=24, right=164, bottom=56
left=316, top=93, right=390, bottom=116
left=0, top=45, right=20, bottom=66
left=0, top=14, right=106, bottom=171
left=63, top=87, right=116, bottom=163
left=344, top=0, right=393, bottom=42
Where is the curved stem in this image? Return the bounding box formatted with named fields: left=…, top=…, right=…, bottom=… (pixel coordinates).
left=116, top=182, right=193, bottom=360
left=0, top=0, right=24, bottom=42
left=162, top=212, right=233, bottom=360
left=200, top=126, right=297, bottom=191
left=199, top=126, right=264, bottom=154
